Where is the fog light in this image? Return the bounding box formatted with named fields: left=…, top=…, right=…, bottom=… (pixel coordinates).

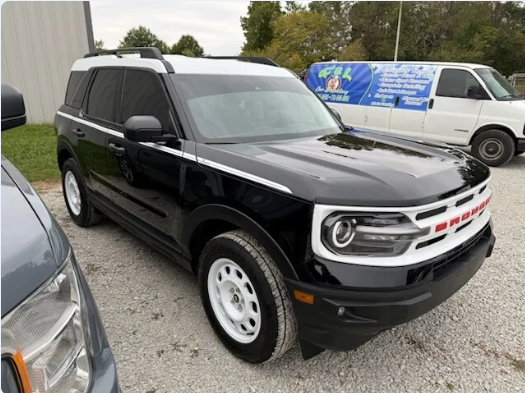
left=337, top=307, right=345, bottom=316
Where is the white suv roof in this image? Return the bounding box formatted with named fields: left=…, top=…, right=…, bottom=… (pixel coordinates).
left=71, top=53, right=294, bottom=78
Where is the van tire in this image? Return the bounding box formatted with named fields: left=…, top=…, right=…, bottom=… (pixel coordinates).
left=471, top=130, right=515, bottom=167
left=198, top=230, right=296, bottom=363
left=61, top=158, right=103, bottom=227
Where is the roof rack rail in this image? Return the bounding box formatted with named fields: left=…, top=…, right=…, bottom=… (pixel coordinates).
left=84, top=47, right=164, bottom=60
left=206, top=56, right=279, bottom=67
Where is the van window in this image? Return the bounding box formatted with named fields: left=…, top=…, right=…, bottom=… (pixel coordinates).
left=121, top=70, right=171, bottom=131
left=86, top=69, right=120, bottom=122
left=436, top=69, right=480, bottom=99
left=65, top=71, right=88, bottom=109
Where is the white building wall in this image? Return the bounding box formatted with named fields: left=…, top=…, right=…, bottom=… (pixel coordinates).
left=1, top=1, right=93, bottom=123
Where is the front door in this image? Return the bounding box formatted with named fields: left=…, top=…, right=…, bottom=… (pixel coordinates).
left=104, top=69, right=183, bottom=245
left=424, top=68, right=485, bottom=145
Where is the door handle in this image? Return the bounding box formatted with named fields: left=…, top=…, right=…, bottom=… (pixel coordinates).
left=394, top=96, right=400, bottom=107
left=108, top=142, right=126, bottom=156
left=428, top=98, right=434, bottom=109
left=72, top=128, right=84, bottom=137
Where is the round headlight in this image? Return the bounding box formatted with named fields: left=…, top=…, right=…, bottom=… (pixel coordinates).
left=332, top=219, right=355, bottom=248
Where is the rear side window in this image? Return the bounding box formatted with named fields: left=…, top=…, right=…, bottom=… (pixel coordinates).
left=436, top=69, right=480, bottom=99
left=86, top=69, right=120, bottom=122
left=121, top=70, right=171, bottom=131
left=65, top=71, right=88, bottom=109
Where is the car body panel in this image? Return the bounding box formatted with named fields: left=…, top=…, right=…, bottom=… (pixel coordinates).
left=1, top=164, right=59, bottom=317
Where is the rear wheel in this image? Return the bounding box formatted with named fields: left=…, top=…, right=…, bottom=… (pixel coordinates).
left=199, top=230, right=296, bottom=363
left=61, top=158, right=102, bottom=227
left=472, top=130, right=515, bottom=167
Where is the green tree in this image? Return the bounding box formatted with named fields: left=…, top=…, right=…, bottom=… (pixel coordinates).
left=240, top=1, right=283, bottom=52
left=247, top=11, right=332, bottom=71
left=118, top=25, right=168, bottom=53
left=308, top=1, right=352, bottom=55
left=171, top=35, right=204, bottom=57
left=94, top=39, right=105, bottom=51
left=339, top=41, right=368, bottom=61
left=285, top=1, right=305, bottom=13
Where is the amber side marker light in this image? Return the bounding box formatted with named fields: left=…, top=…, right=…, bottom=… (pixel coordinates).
left=294, top=290, right=315, bottom=305
left=13, top=351, right=32, bottom=393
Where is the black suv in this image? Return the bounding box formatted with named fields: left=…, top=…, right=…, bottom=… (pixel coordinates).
left=55, top=48, right=496, bottom=363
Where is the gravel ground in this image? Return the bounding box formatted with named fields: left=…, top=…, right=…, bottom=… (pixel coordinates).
left=42, top=156, right=525, bottom=393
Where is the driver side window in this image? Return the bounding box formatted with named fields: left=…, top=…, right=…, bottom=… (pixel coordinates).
left=436, top=69, right=481, bottom=99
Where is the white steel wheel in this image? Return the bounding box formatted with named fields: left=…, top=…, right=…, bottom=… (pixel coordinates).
left=64, top=170, right=81, bottom=216
left=207, top=258, right=261, bottom=344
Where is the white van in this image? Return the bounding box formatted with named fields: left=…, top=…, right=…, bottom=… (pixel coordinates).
left=306, top=62, right=525, bottom=166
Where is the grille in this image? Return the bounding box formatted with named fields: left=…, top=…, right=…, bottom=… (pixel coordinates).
left=431, top=223, right=491, bottom=279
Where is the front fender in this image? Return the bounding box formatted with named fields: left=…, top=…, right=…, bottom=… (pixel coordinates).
left=183, top=204, right=300, bottom=280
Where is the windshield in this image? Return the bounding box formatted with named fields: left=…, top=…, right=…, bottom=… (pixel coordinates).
left=475, top=68, right=523, bottom=101
left=172, top=75, right=342, bottom=143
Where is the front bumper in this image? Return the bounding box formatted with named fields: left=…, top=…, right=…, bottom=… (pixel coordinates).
left=75, top=260, right=120, bottom=392
left=287, top=222, right=495, bottom=353
left=516, top=138, right=525, bottom=153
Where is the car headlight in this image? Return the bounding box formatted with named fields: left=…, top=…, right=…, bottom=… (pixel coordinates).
left=321, top=213, right=429, bottom=256
left=1, top=252, right=90, bottom=393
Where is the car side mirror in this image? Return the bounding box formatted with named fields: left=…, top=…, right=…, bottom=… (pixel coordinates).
left=467, top=85, right=487, bottom=100
left=2, top=84, right=26, bottom=131
left=329, top=107, right=342, bottom=122
left=123, top=115, right=177, bottom=143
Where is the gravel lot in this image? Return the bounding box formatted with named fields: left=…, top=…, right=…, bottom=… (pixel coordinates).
left=42, top=156, right=525, bottom=393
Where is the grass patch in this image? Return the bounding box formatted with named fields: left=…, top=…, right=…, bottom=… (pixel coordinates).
left=1, top=124, right=59, bottom=182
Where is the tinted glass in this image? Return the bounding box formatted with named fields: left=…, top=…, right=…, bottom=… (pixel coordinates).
left=121, top=70, right=171, bottom=131
left=475, top=68, right=523, bottom=101
left=172, top=74, right=341, bottom=143
left=87, top=69, right=119, bottom=122
left=436, top=69, right=480, bottom=98
left=65, top=71, right=87, bottom=107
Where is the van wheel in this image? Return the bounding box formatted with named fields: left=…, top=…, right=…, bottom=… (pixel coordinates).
left=61, top=158, right=103, bottom=227
left=198, top=230, right=296, bottom=363
left=472, top=130, right=515, bottom=167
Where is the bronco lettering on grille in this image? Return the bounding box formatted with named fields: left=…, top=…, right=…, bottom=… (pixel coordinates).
left=435, top=197, right=491, bottom=233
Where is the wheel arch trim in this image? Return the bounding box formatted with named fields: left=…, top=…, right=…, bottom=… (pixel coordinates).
left=183, top=204, right=299, bottom=280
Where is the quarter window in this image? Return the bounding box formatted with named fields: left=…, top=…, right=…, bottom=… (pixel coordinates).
left=436, top=69, right=481, bottom=99
left=86, top=69, right=119, bottom=122
left=121, top=70, right=171, bottom=131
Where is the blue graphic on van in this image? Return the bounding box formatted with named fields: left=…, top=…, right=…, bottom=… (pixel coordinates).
left=307, top=63, right=437, bottom=112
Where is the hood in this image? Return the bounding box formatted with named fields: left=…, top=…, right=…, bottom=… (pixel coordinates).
left=198, top=130, right=490, bottom=206
left=1, top=159, right=65, bottom=317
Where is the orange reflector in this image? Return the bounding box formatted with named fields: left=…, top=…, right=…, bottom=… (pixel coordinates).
left=294, top=290, right=314, bottom=305
left=13, top=351, right=32, bottom=393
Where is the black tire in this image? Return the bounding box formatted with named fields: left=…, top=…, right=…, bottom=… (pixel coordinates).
left=61, top=158, right=103, bottom=227
left=471, top=130, right=515, bottom=167
left=199, top=230, right=296, bottom=363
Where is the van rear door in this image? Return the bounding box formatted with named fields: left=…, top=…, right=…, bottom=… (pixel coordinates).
left=423, top=67, right=485, bottom=145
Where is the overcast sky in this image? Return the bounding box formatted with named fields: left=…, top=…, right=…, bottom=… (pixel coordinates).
left=90, top=1, right=251, bottom=55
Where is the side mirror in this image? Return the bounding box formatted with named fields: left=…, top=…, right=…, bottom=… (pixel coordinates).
left=467, top=85, right=487, bottom=100
left=123, top=115, right=177, bottom=143
left=329, top=107, right=342, bottom=122
left=2, top=84, right=26, bottom=131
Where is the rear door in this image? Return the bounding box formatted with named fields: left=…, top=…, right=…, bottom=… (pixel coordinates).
left=424, top=68, right=485, bottom=144
left=75, top=68, right=122, bottom=193
left=104, top=69, right=184, bottom=245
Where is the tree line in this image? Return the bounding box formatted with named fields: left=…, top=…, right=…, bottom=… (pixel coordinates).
left=240, top=1, right=525, bottom=75
left=95, top=26, right=205, bottom=57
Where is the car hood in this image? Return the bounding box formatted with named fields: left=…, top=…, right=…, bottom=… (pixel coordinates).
left=1, top=157, right=68, bottom=317
left=198, top=130, right=490, bottom=206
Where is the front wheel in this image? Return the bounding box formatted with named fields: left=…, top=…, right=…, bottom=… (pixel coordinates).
left=199, top=230, right=296, bottom=363
left=471, top=130, right=515, bottom=167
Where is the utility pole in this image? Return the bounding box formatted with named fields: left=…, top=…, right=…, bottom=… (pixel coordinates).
left=394, top=1, right=403, bottom=61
